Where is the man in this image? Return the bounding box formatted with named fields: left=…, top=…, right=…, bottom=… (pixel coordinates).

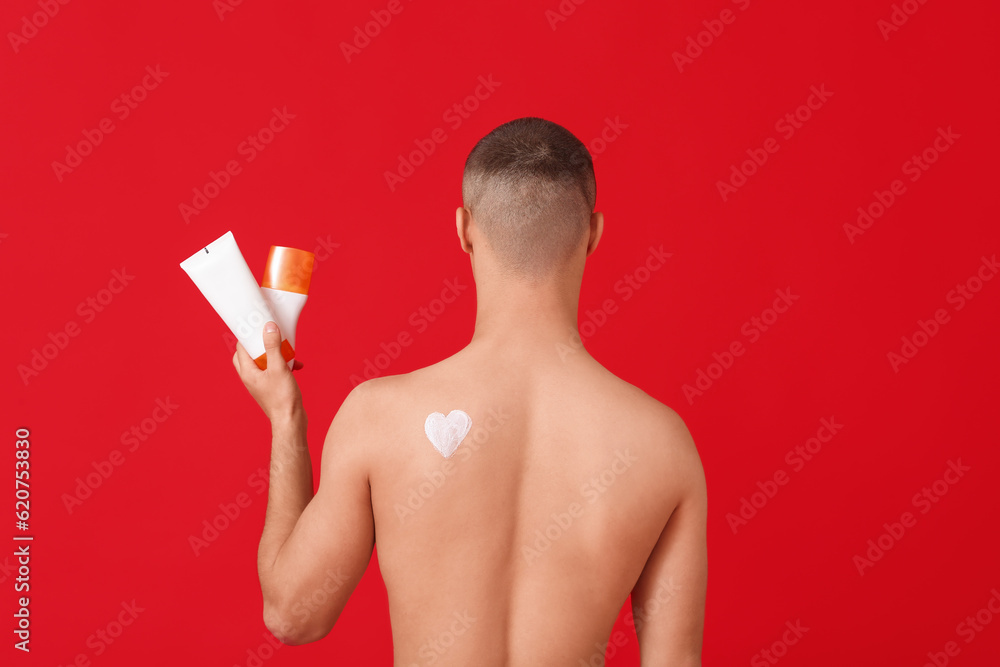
left=233, top=117, right=707, bottom=665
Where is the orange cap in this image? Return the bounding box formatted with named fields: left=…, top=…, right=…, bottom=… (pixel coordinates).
left=253, top=338, right=295, bottom=369
left=263, top=246, right=314, bottom=295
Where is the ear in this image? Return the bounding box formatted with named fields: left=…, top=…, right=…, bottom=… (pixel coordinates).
left=456, top=207, right=473, bottom=254
left=586, top=211, right=604, bottom=257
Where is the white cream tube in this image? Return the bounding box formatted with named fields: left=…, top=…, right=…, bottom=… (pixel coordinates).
left=261, top=246, right=314, bottom=369
left=180, top=231, right=295, bottom=369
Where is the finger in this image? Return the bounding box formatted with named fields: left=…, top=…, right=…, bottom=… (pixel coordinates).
left=234, top=341, right=255, bottom=375
left=292, top=359, right=304, bottom=371
left=262, top=321, right=287, bottom=372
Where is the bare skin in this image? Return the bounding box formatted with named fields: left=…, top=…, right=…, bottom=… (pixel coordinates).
left=234, top=208, right=707, bottom=666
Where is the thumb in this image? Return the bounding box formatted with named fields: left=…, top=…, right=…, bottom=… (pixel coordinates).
left=262, top=321, right=287, bottom=371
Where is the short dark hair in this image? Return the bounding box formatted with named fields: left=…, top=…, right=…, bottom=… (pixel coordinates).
left=462, top=117, right=596, bottom=276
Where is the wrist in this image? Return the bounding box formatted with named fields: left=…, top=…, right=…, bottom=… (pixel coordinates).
left=270, top=405, right=307, bottom=432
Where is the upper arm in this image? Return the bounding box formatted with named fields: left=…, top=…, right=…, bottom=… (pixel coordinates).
left=266, top=383, right=377, bottom=643
left=631, top=417, right=707, bottom=666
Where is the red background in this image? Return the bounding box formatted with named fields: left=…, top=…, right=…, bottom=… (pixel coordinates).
left=4, top=0, right=999, bottom=665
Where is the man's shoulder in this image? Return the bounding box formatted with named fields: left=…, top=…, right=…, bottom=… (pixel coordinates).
left=344, top=347, right=475, bottom=400
left=338, top=372, right=412, bottom=416
left=343, top=362, right=441, bottom=403
left=322, top=373, right=417, bottom=463
left=594, top=366, right=700, bottom=468
left=323, top=360, right=470, bottom=467
left=335, top=362, right=448, bottom=425
left=597, top=365, right=690, bottom=432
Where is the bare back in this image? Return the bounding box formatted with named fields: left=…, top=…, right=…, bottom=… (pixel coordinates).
left=350, top=342, right=707, bottom=666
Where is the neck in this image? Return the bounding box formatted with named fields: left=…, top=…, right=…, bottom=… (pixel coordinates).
left=469, top=270, right=582, bottom=350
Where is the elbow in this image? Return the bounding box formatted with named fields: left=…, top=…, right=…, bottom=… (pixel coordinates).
left=262, top=602, right=327, bottom=646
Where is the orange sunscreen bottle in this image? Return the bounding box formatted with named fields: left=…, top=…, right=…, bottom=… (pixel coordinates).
left=261, top=246, right=314, bottom=369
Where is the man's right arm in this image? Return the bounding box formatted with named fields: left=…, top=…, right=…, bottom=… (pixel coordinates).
left=631, top=418, right=708, bottom=666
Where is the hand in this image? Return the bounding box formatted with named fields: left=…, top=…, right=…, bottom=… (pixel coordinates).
left=233, top=321, right=305, bottom=423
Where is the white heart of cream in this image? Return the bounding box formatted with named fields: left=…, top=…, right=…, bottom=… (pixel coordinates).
left=424, top=410, right=472, bottom=458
